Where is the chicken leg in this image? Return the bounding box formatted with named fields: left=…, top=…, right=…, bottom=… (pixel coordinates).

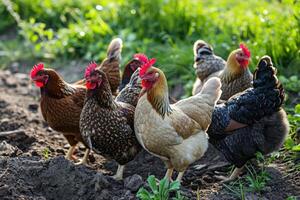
left=75, top=149, right=90, bottom=165
left=176, top=170, right=185, bottom=182
left=112, top=164, right=125, bottom=180
left=65, top=145, right=76, bottom=160
left=215, top=166, right=244, bottom=183
left=164, top=168, right=174, bottom=181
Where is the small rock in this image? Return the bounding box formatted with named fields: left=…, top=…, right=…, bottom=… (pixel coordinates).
left=4, top=77, right=17, bottom=88
left=31, top=150, right=39, bottom=156
left=46, top=127, right=54, bottom=132
left=0, top=118, right=10, bottom=123
left=124, top=174, right=143, bottom=192
left=0, top=140, right=14, bottom=151
left=56, top=148, right=65, bottom=154
left=28, top=103, right=39, bottom=112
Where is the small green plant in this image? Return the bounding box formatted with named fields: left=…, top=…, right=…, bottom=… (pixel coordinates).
left=245, top=165, right=270, bottom=193
left=245, top=153, right=270, bottom=193
left=42, top=147, right=50, bottom=160
left=136, top=175, right=184, bottom=200
left=223, top=180, right=246, bottom=200
left=286, top=196, right=297, bottom=200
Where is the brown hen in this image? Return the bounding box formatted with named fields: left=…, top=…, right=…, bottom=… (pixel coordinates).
left=30, top=38, right=123, bottom=164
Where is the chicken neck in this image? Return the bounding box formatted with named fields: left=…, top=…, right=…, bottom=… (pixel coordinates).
left=87, top=79, right=117, bottom=109
left=146, top=69, right=172, bottom=118
left=220, top=51, right=245, bottom=83
left=41, top=69, right=77, bottom=98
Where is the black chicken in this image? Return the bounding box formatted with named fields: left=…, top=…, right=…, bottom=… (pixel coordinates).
left=207, top=56, right=289, bottom=182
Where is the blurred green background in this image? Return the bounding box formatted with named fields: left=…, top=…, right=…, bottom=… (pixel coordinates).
left=0, top=0, right=299, bottom=168
left=0, top=0, right=299, bottom=96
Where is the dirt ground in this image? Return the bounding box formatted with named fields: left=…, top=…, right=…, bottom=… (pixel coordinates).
left=0, top=69, right=299, bottom=200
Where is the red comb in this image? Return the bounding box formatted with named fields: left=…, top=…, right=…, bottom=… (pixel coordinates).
left=139, top=58, right=156, bottom=77
left=30, top=63, right=44, bottom=79
left=134, top=53, right=148, bottom=64
left=85, top=61, right=97, bottom=78
left=240, top=43, right=251, bottom=58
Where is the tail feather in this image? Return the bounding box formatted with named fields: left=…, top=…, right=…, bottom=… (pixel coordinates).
left=193, top=40, right=213, bottom=56
left=99, top=38, right=123, bottom=94
left=199, top=77, right=222, bottom=105
left=106, top=38, right=123, bottom=61
left=227, top=56, right=285, bottom=125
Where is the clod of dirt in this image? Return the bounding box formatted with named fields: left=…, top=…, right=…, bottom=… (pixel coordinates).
left=3, top=77, right=17, bottom=88
left=0, top=156, right=131, bottom=200
left=0, top=141, right=17, bottom=156
left=124, top=174, right=144, bottom=192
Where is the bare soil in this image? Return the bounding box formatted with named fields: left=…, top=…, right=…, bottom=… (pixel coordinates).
left=0, top=70, right=299, bottom=200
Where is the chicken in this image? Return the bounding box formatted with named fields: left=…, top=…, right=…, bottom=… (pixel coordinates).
left=119, top=53, right=147, bottom=91
left=193, top=41, right=252, bottom=100
left=192, top=40, right=226, bottom=95
left=30, top=38, right=123, bottom=164
left=207, top=56, right=289, bottom=182
left=79, top=56, right=144, bottom=180
left=134, top=57, right=222, bottom=182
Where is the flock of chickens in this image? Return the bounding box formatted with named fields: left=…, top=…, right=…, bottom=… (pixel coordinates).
left=29, top=38, right=289, bottom=184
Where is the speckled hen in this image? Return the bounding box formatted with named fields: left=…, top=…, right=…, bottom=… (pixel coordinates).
left=193, top=41, right=252, bottom=100
left=80, top=56, right=144, bottom=180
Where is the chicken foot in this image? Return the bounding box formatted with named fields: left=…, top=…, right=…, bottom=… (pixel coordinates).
left=65, top=145, right=77, bottom=160
left=75, top=148, right=90, bottom=165
left=112, top=164, right=125, bottom=181
left=215, top=166, right=244, bottom=183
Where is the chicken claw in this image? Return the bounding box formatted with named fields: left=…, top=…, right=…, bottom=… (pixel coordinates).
left=65, top=145, right=76, bottom=160
left=215, top=167, right=244, bottom=183
left=75, top=149, right=90, bottom=165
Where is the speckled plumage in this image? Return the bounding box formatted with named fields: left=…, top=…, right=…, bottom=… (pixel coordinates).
left=208, top=56, right=289, bottom=168
left=116, top=68, right=142, bottom=107
left=192, top=41, right=225, bottom=95
left=219, top=68, right=253, bottom=100
left=80, top=69, right=141, bottom=165
left=192, top=40, right=253, bottom=100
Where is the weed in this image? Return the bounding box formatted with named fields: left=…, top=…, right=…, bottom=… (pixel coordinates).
left=136, top=175, right=184, bottom=200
